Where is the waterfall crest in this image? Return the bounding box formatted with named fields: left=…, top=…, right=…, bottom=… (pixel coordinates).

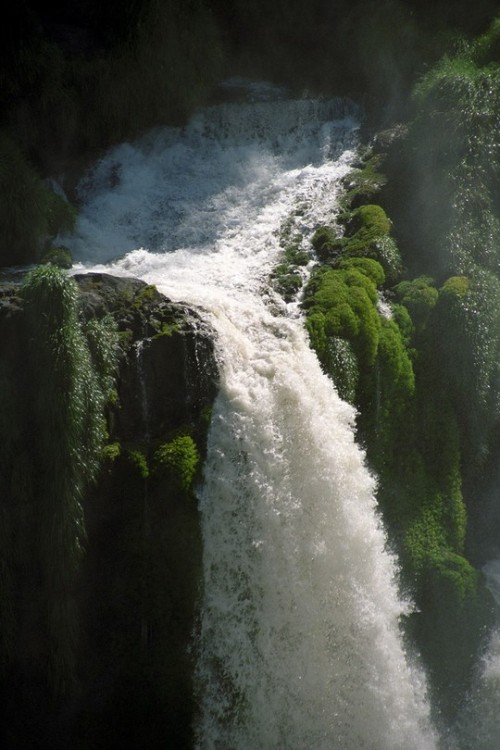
left=67, top=85, right=437, bottom=749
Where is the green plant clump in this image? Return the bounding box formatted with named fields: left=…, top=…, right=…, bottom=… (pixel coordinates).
left=303, top=262, right=383, bottom=373
left=153, top=435, right=200, bottom=493
left=0, top=265, right=118, bottom=695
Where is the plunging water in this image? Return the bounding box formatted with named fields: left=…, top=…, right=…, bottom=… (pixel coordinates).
left=66, top=82, right=437, bottom=748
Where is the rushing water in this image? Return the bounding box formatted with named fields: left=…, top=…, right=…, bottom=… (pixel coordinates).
left=66, top=80, right=438, bottom=748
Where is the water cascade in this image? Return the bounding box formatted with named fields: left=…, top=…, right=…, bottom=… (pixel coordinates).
left=67, top=83, right=437, bottom=749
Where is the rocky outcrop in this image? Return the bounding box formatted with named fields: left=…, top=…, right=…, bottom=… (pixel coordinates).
left=0, top=271, right=219, bottom=750
left=75, top=272, right=218, bottom=443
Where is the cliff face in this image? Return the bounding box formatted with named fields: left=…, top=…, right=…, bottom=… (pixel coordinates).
left=0, top=270, right=218, bottom=749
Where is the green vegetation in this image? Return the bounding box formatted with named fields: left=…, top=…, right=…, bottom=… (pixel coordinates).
left=1, top=0, right=500, bottom=738
left=0, top=265, right=118, bottom=696
left=0, top=132, right=77, bottom=265
left=127, top=448, right=150, bottom=480
left=153, top=435, right=200, bottom=493
left=270, top=215, right=312, bottom=301
left=303, top=70, right=500, bottom=708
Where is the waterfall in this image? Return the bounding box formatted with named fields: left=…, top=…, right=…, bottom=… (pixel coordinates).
left=134, top=338, right=151, bottom=442
left=66, top=81, right=437, bottom=748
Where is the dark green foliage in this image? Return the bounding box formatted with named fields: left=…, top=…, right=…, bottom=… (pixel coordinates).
left=340, top=154, right=387, bottom=208
left=394, top=276, right=438, bottom=330
left=303, top=59, right=500, bottom=710
left=384, top=37, right=500, bottom=278
left=0, top=265, right=118, bottom=698
left=0, top=132, right=76, bottom=266
left=311, top=226, right=342, bottom=262
left=83, top=314, right=120, bottom=405
left=153, top=435, right=200, bottom=493
left=40, top=245, right=73, bottom=269
left=473, top=16, right=500, bottom=64
left=346, top=204, right=392, bottom=241
left=430, top=269, right=500, bottom=465
left=272, top=270, right=303, bottom=301
left=271, top=223, right=312, bottom=302
left=338, top=256, right=385, bottom=287
left=127, top=449, right=150, bottom=480
left=304, top=259, right=393, bottom=411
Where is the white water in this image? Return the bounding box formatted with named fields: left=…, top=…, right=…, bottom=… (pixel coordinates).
left=66, top=82, right=437, bottom=749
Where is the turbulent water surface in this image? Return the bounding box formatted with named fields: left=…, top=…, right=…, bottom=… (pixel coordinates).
left=67, top=80, right=440, bottom=749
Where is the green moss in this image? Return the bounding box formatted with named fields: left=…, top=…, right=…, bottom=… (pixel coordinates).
left=40, top=245, right=73, bottom=269
left=347, top=204, right=392, bottom=239
left=324, top=336, right=359, bottom=404
left=127, top=449, right=150, bottom=480
left=152, top=321, right=181, bottom=338
left=370, top=235, right=403, bottom=284
left=271, top=229, right=310, bottom=302
left=303, top=264, right=382, bottom=383
left=283, top=246, right=310, bottom=266
left=15, top=264, right=118, bottom=695
left=103, top=442, right=121, bottom=462
left=311, top=225, right=342, bottom=261
left=341, top=153, right=387, bottom=209
left=153, top=435, right=200, bottom=493
left=440, top=275, right=470, bottom=299
left=272, top=271, right=303, bottom=301
left=133, top=284, right=160, bottom=309
left=338, top=256, right=385, bottom=287
left=394, top=276, right=438, bottom=329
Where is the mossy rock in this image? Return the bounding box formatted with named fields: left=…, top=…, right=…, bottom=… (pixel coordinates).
left=304, top=264, right=382, bottom=371
left=338, top=256, right=385, bottom=287
left=340, top=153, right=387, bottom=209
left=345, top=204, right=391, bottom=240
left=40, top=245, right=73, bottom=269
left=311, top=225, right=343, bottom=261
left=394, top=275, right=438, bottom=329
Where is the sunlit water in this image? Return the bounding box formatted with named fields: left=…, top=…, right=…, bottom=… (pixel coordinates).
left=65, top=81, right=438, bottom=748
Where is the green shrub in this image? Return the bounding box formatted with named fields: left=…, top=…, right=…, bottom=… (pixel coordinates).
left=153, top=435, right=200, bottom=493
left=103, top=442, right=121, bottom=462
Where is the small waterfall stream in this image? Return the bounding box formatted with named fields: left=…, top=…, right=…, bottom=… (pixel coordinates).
left=66, top=81, right=438, bottom=748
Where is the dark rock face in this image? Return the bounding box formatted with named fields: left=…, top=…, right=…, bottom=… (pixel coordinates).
left=0, top=272, right=219, bottom=750
left=75, top=273, right=219, bottom=750
left=75, top=272, right=218, bottom=443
